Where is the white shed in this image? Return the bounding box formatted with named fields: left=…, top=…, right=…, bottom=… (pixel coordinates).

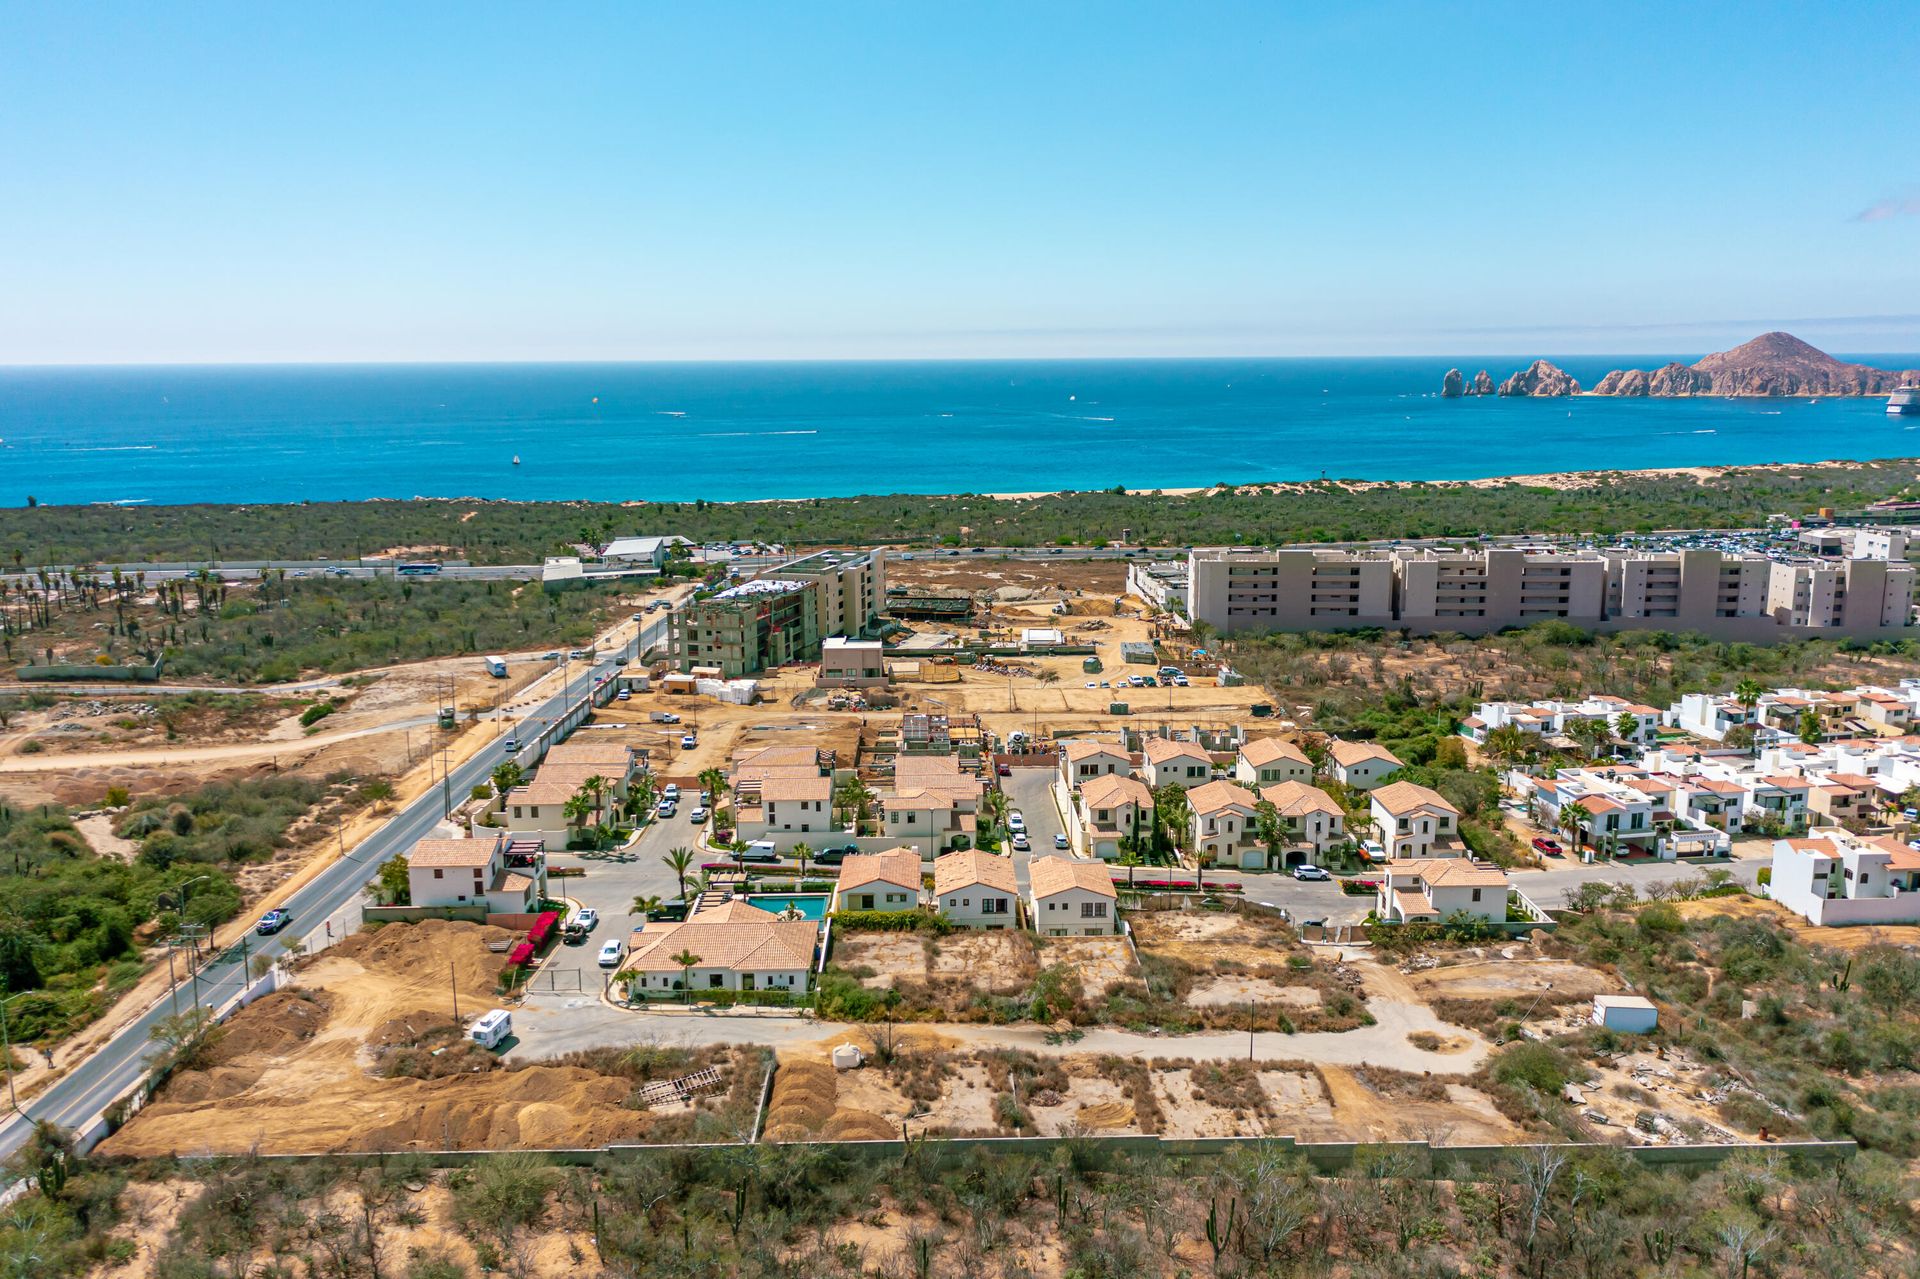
left=1592, top=994, right=1658, bottom=1033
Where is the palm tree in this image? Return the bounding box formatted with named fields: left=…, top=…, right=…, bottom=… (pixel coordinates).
left=1253, top=799, right=1284, bottom=870
left=490, top=761, right=524, bottom=796
left=791, top=841, right=813, bottom=882
left=698, top=767, right=729, bottom=813
left=626, top=772, right=657, bottom=820
left=630, top=893, right=663, bottom=918
left=1613, top=712, right=1641, bottom=748
left=1152, top=783, right=1190, bottom=858
left=671, top=949, right=702, bottom=1002
left=1117, top=845, right=1145, bottom=890
left=663, top=845, right=697, bottom=901
left=580, top=775, right=612, bottom=825
left=562, top=792, right=594, bottom=836
left=1559, top=802, right=1591, bottom=857
left=982, top=788, right=1010, bottom=844
left=835, top=774, right=875, bottom=834
left=1195, top=849, right=1215, bottom=895
left=1797, top=707, right=1823, bottom=745
left=1482, top=723, right=1529, bottom=772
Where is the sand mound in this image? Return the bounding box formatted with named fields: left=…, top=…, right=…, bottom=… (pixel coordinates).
left=762, top=1123, right=813, bottom=1144
left=331, top=919, right=512, bottom=995
left=820, top=1110, right=896, bottom=1141
left=204, top=991, right=332, bottom=1065
left=765, top=1100, right=834, bottom=1131
left=1076, top=1101, right=1135, bottom=1129
left=346, top=1065, right=644, bottom=1152
left=153, top=1066, right=263, bottom=1105
left=367, top=1008, right=462, bottom=1051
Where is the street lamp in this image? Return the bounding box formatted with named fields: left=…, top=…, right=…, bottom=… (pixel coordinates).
left=0, top=987, right=34, bottom=1112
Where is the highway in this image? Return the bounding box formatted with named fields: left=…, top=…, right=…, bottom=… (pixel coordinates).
left=0, top=610, right=672, bottom=1164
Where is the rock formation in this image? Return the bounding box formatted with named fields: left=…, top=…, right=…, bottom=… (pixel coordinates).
left=1497, top=360, right=1581, bottom=397
left=1441, top=368, right=1465, bottom=398
left=1590, top=332, right=1920, bottom=397
left=1469, top=370, right=1495, bottom=395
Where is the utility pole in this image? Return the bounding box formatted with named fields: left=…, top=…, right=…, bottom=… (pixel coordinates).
left=440, top=749, right=453, bottom=818
left=450, top=961, right=460, bottom=1024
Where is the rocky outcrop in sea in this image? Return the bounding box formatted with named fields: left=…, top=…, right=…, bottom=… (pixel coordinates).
left=1469, top=370, right=1494, bottom=395
left=1441, top=368, right=1465, bottom=398
left=1497, top=360, right=1581, bottom=397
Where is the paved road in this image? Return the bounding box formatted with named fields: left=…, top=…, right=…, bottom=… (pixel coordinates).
left=1515, top=846, right=1768, bottom=907
left=0, top=610, right=673, bottom=1163
left=1001, top=768, right=1070, bottom=891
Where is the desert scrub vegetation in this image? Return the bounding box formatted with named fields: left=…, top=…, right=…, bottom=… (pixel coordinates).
left=13, top=1122, right=1919, bottom=1277
left=8, top=459, right=1920, bottom=563
left=0, top=568, right=632, bottom=683
left=0, top=774, right=345, bottom=1043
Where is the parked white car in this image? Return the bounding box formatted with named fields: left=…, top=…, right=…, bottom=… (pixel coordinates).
left=598, top=939, right=625, bottom=968
left=1007, top=812, right=1026, bottom=833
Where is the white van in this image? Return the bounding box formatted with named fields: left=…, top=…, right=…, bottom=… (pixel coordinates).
left=468, top=1009, right=512, bottom=1050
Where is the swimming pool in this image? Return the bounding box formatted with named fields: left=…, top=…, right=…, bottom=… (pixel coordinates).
left=744, top=893, right=830, bottom=922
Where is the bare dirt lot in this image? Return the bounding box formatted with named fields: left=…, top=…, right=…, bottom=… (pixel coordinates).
left=834, top=930, right=1040, bottom=996
left=1403, top=957, right=1615, bottom=1003
left=1040, top=934, right=1139, bottom=995
left=1673, top=891, right=1920, bottom=952
left=767, top=1036, right=1523, bottom=1144
left=100, top=920, right=751, bottom=1156
left=1129, top=909, right=1299, bottom=968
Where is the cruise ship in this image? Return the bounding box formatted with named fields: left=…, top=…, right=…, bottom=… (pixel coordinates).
left=1890, top=385, right=1920, bottom=416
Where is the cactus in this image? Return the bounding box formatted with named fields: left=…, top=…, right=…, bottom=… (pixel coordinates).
left=1643, top=1227, right=1673, bottom=1264
left=1205, top=1194, right=1237, bottom=1262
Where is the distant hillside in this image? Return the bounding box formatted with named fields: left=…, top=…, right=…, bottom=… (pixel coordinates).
left=1590, top=331, right=1920, bottom=397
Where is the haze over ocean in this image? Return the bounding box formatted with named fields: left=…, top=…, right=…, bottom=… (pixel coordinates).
left=3, top=357, right=1917, bottom=508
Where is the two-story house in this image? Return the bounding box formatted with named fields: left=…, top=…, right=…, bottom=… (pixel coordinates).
left=1074, top=773, right=1156, bottom=860
left=733, top=775, right=836, bottom=850
left=832, top=847, right=925, bottom=913
left=1186, top=779, right=1261, bottom=866
left=1255, top=780, right=1347, bottom=869
left=1027, top=856, right=1118, bottom=936
left=1376, top=858, right=1509, bottom=925
left=1770, top=829, right=1920, bottom=926
left=1140, top=738, right=1213, bottom=789
left=1369, top=781, right=1461, bottom=859
left=932, top=850, right=1020, bottom=929
left=1328, top=739, right=1404, bottom=790
left=1057, top=739, right=1133, bottom=792
left=407, top=833, right=544, bottom=915
left=1233, top=737, right=1314, bottom=787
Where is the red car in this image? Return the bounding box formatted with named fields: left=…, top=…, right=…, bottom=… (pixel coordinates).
left=1530, top=837, right=1563, bottom=856
left=995, top=763, right=1012, bottom=776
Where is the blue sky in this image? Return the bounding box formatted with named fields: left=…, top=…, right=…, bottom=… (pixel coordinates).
left=3, top=2, right=1917, bottom=362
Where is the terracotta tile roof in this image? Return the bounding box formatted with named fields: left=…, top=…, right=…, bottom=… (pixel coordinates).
left=933, top=849, right=1018, bottom=896
left=1187, top=779, right=1259, bottom=817
left=1620, top=777, right=1674, bottom=795
left=1759, top=775, right=1811, bottom=790
left=489, top=870, right=534, bottom=895
left=622, top=915, right=817, bottom=974
left=882, top=789, right=955, bottom=812
left=1142, top=738, right=1211, bottom=765
left=759, top=776, right=832, bottom=803
left=1393, top=889, right=1441, bottom=918
left=836, top=848, right=924, bottom=892
left=1825, top=772, right=1880, bottom=789
left=1685, top=778, right=1745, bottom=795
left=508, top=779, right=578, bottom=807
left=1028, top=856, right=1117, bottom=900
left=1078, top=773, right=1154, bottom=811
left=1239, top=737, right=1310, bottom=769
left=1576, top=795, right=1625, bottom=814
left=1330, top=739, right=1402, bottom=768
left=1062, top=739, right=1129, bottom=761
left=1385, top=857, right=1508, bottom=889
left=409, top=838, right=497, bottom=868
left=1259, top=780, right=1343, bottom=820
left=1369, top=780, right=1459, bottom=818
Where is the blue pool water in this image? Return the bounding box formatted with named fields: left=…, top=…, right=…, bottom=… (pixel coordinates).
left=3, top=355, right=1918, bottom=506
left=744, top=893, right=830, bottom=921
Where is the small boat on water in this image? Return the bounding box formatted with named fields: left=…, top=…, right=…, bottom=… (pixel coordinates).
left=512, top=455, right=521, bottom=465
left=1889, top=386, right=1920, bottom=416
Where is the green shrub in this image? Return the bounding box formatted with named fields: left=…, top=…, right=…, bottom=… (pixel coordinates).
left=1490, top=1042, right=1577, bottom=1094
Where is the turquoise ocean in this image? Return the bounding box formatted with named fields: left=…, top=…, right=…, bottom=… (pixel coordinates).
left=2, top=357, right=1917, bottom=507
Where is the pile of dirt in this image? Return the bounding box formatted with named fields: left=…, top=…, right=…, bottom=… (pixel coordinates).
left=1076, top=1100, right=1135, bottom=1129
left=765, top=1061, right=838, bottom=1135
left=350, top=1065, right=644, bottom=1150
left=212, top=990, right=332, bottom=1061
left=366, top=1007, right=463, bottom=1052
left=819, top=1111, right=895, bottom=1141
left=329, top=918, right=514, bottom=995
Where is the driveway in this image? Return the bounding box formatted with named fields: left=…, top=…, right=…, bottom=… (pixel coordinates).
left=530, top=812, right=701, bottom=998
left=1002, top=766, right=1072, bottom=893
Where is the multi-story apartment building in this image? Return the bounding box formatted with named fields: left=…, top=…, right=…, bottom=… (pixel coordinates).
left=668, top=548, right=888, bottom=676
left=1770, top=828, right=1920, bottom=927
left=1185, top=548, right=1395, bottom=631
left=1393, top=547, right=1607, bottom=630
left=1766, top=557, right=1914, bottom=631
left=1188, top=538, right=1917, bottom=641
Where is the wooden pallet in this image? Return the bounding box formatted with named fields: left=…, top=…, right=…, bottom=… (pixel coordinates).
left=636, top=1066, right=724, bottom=1108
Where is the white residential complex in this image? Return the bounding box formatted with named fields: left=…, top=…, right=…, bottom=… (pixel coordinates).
left=1188, top=539, right=1916, bottom=640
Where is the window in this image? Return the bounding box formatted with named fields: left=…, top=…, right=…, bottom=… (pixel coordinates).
left=709, top=973, right=724, bottom=988
left=1081, top=901, right=1108, bottom=918
left=1471, top=889, right=1482, bottom=902
left=433, top=869, right=444, bottom=879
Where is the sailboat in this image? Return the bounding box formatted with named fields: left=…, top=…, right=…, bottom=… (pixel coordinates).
left=512, top=455, right=521, bottom=466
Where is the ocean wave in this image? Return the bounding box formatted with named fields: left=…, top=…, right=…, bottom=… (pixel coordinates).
left=695, top=429, right=819, bottom=438
left=657, top=411, right=687, bottom=417
left=54, top=444, right=159, bottom=452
